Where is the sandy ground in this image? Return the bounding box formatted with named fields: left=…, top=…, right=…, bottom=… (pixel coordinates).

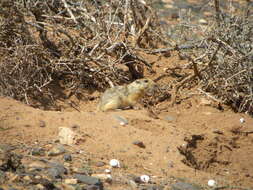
left=1, top=53, right=253, bottom=188
left=0, top=0, right=252, bottom=189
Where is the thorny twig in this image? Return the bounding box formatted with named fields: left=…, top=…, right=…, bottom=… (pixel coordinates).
left=214, top=0, right=221, bottom=27
left=0, top=0, right=162, bottom=109
left=168, top=1, right=253, bottom=114
left=61, top=0, right=78, bottom=24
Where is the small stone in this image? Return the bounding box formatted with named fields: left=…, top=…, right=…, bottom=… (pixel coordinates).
left=65, top=178, right=78, bottom=184
left=72, top=167, right=92, bottom=175
left=36, top=184, right=45, bottom=190
left=63, top=154, right=72, bottom=162
left=140, top=175, right=150, bottom=183
left=113, top=115, right=128, bottom=126
left=207, top=179, right=216, bottom=187
left=164, top=115, right=174, bottom=122
left=58, top=127, right=77, bottom=145
left=71, top=124, right=80, bottom=129
left=39, top=120, right=46, bottom=128
left=31, top=148, right=45, bottom=156
left=133, top=140, right=146, bottom=148
left=104, top=169, right=111, bottom=173
left=133, top=176, right=142, bottom=184
left=95, top=161, right=105, bottom=167
left=33, top=178, right=56, bottom=189
left=86, top=185, right=100, bottom=190
left=239, top=118, right=245, bottom=123
left=74, top=174, right=102, bottom=186
left=48, top=145, right=66, bottom=156
left=212, top=129, right=224, bottom=135
left=109, top=159, right=120, bottom=168
left=162, top=51, right=171, bottom=58
left=92, top=174, right=112, bottom=183
left=47, top=167, right=63, bottom=179
left=168, top=161, right=174, bottom=168
left=47, top=162, right=67, bottom=179
left=171, top=182, right=201, bottom=190
left=56, top=183, right=75, bottom=190
left=23, top=175, right=32, bottom=181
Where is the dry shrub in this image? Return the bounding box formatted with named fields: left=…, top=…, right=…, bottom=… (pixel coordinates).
left=200, top=1, right=253, bottom=114
left=0, top=0, right=163, bottom=109
left=162, top=1, right=253, bottom=114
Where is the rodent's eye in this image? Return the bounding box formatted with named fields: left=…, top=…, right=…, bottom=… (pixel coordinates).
left=143, top=79, right=149, bottom=83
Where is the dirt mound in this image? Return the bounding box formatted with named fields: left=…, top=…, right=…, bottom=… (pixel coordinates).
left=178, top=126, right=253, bottom=186
left=1, top=93, right=253, bottom=189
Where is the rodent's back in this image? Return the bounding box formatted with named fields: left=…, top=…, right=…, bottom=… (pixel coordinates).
left=97, top=85, right=128, bottom=111
left=98, top=78, right=156, bottom=111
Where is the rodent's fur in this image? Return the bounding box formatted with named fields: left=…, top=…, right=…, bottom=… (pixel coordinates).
left=97, top=78, right=156, bottom=111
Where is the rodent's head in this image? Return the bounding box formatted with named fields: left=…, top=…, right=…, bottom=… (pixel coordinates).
left=131, top=78, right=157, bottom=94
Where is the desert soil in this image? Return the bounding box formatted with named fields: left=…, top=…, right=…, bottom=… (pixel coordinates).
left=1, top=0, right=253, bottom=189
left=1, top=52, right=253, bottom=190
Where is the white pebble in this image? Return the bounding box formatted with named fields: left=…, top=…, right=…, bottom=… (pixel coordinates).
left=104, top=169, right=111, bottom=173
left=240, top=118, right=245, bottom=123
left=109, top=159, right=120, bottom=168
left=181, top=143, right=186, bottom=147
left=140, top=175, right=150, bottom=183
left=113, top=115, right=128, bottom=126
left=208, top=179, right=216, bottom=187
left=120, top=121, right=127, bottom=126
